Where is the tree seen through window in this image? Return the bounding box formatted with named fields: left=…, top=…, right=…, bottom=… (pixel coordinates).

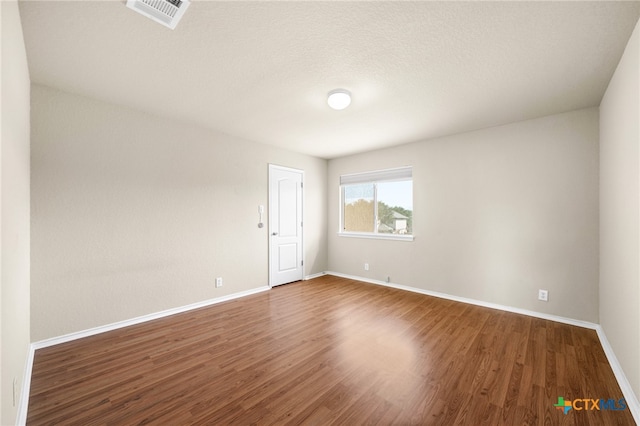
left=342, top=178, right=412, bottom=235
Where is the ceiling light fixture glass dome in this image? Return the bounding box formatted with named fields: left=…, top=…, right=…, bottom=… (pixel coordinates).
left=327, top=89, right=351, bottom=110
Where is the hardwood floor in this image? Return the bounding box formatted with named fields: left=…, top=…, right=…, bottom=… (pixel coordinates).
left=27, top=276, right=634, bottom=425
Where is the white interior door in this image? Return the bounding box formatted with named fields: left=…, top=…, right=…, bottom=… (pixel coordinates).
left=269, top=165, right=303, bottom=287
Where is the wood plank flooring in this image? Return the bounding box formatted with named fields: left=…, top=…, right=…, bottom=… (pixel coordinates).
left=27, top=276, right=635, bottom=425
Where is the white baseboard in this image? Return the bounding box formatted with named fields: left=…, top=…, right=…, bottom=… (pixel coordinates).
left=304, top=271, right=326, bottom=280
left=17, top=285, right=271, bottom=424
left=595, top=326, right=640, bottom=424
left=325, top=271, right=640, bottom=422
left=325, top=271, right=597, bottom=329
left=16, top=344, right=35, bottom=426
left=31, top=286, right=271, bottom=350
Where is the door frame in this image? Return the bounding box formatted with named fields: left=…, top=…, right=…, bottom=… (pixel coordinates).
left=268, top=164, right=304, bottom=287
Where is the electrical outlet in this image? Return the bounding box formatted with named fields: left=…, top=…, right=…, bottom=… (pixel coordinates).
left=215, top=277, right=223, bottom=288
left=364, top=263, right=369, bottom=271
left=538, top=289, right=549, bottom=302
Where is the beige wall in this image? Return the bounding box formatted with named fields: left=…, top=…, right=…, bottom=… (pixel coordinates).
left=328, top=108, right=599, bottom=322
left=600, top=18, right=640, bottom=402
left=31, top=85, right=327, bottom=341
left=1, top=1, right=31, bottom=424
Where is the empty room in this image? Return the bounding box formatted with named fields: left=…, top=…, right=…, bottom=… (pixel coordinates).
left=2, top=0, right=640, bottom=424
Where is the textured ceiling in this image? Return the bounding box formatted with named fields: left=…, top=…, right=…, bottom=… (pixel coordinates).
left=19, top=1, right=640, bottom=159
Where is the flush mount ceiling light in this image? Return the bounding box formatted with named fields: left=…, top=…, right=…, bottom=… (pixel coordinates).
left=327, top=89, right=352, bottom=110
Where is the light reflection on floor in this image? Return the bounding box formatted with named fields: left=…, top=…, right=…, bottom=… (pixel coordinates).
left=336, top=309, right=425, bottom=404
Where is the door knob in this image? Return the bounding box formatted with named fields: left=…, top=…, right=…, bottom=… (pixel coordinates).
left=272, top=232, right=278, bottom=236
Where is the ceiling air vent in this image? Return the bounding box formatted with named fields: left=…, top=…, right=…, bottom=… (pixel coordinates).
left=126, top=0, right=190, bottom=30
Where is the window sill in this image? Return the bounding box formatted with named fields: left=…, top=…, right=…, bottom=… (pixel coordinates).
left=338, top=232, right=414, bottom=242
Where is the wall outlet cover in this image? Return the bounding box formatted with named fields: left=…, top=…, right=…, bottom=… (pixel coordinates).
left=538, top=289, right=549, bottom=302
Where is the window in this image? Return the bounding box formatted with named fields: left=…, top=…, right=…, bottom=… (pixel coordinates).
left=340, top=167, right=413, bottom=240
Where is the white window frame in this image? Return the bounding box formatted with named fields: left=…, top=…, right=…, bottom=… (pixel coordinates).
left=339, top=166, right=414, bottom=241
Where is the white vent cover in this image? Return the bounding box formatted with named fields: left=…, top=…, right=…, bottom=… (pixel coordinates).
left=126, top=0, right=190, bottom=30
